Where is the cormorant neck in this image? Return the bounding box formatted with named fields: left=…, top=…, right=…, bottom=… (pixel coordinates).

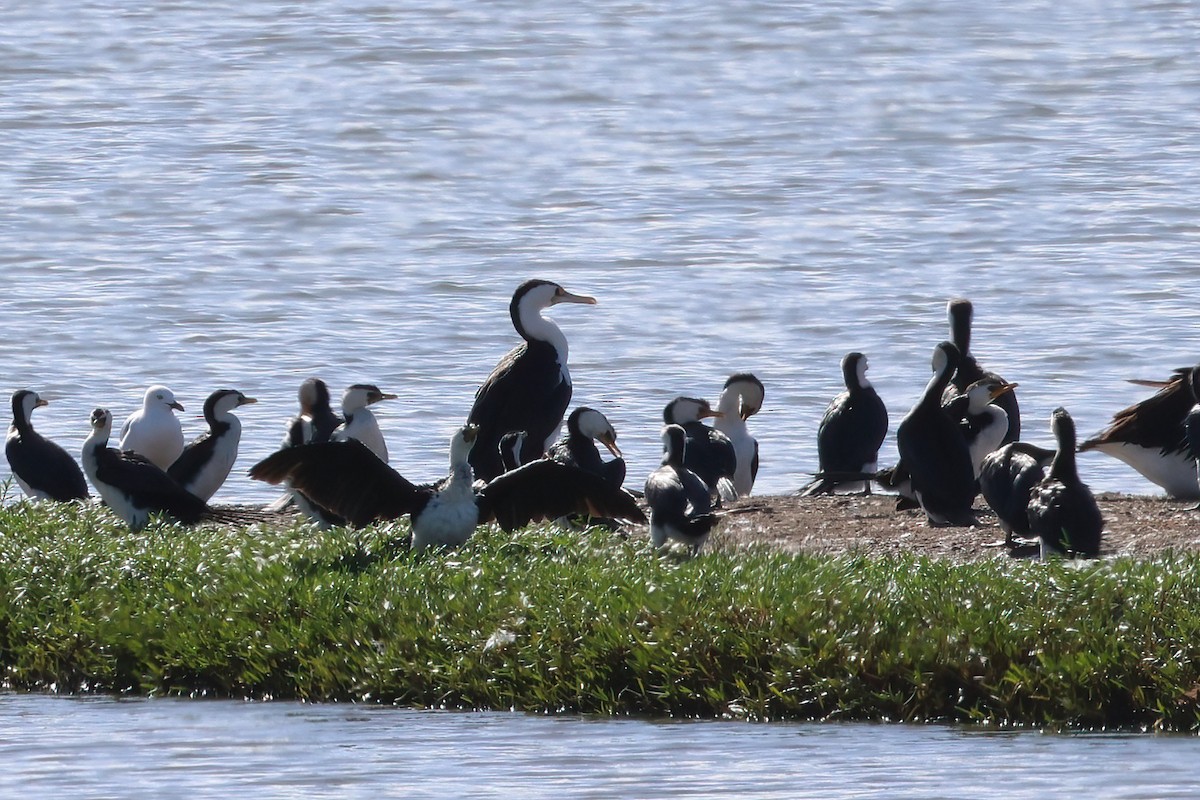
left=948, top=300, right=973, bottom=356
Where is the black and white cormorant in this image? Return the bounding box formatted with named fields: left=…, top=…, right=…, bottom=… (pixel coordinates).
left=5, top=390, right=89, bottom=502
left=83, top=407, right=208, bottom=531
left=545, top=406, right=626, bottom=488
left=979, top=441, right=1056, bottom=548
left=166, top=389, right=257, bottom=502
left=801, top=352, right=888, bottom=496
left=1185, top=366, right=1200, bottom=500
left=713, top=373, right=764, bottom=499
left=284, top=377, right=343, bottom=447
left=896, top=341, right=978, bottom=526
left=663, top=396, right=737, bottom=500
left=644, top=424, right=719, bottom=554
left=332, top=383, right=397, bottom=462
left=118, top=385, right=185, bottom=470
left=1079, top=367, right=1200, bottom=499
left=942, top=299, right=1020, bottom=445
left=1028, top=407, right=1103, bottom=558
left=943, top=377, right=1018, bottom=478
left=248, top=423, right=645, bottom=550
left=466, top=279, right=597, bottom=482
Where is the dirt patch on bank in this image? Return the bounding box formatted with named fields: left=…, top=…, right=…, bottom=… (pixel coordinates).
left=711, top=492, right=1200, bottom=562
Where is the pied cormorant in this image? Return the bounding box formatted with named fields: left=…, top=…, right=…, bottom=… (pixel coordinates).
left=713, top=373, right=764, bottom=499
left=801, top=352, right=887, bottom=496
left=943, top=377, right=1018, bottom=478
left=6, top=390, right=89, bottom=502
left=896, top=341, right=977, bottom=526
left=979, top=441, right=1055, bottom=548
left=663, top=396, right=737, bottom=501
left=644, top=424, right=719, bottom=554
left=466, top=280, right=596, bottom=482
left=167, top=389, right=257, bottom=502
left=546, top=406, right=626, bottom=488
left=942, top=299, right=1021, bottom=445
left=1029, top=407, right=1103, bottom=558
left=332, top=383, right=397, bottom=462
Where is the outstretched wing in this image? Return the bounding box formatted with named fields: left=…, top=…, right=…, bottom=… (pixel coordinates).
left=248, top=440, right=423, bottom=528
left=478, top=459, right=646, bottom=532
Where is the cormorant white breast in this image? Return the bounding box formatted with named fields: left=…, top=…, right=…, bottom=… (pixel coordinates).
left=466, top=279, right=596, bottom=482
left=332, top=383, right=397, bottom=462
left=713, top=372, right=764, bottom=499
left=167, top=389, right=257, bottom=502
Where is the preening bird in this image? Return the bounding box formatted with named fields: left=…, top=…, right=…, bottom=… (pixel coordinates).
left=6, top=390, right=89, bottom=502
left=944, top=377, right=1019, bottom=478
left=1028, top=407, right=1103, bottom=558
left=545, top=406, right=626, bottom=488
left=83, top=407, right=208, bottom=530
left=283, top=377, right=342, bottom=447
left=662, top=396, right=737, bottom=500
left=942, top=299, right=1020, bottom=445
left=248, top=423, right=645, bottom=550
left=466, top=279, right=596, bottom=482
left=118, top=385, right=185, bottom=470
left=713, top=372, right=764, bottom=499
left=1080, top=367, right=1200, bottom=499
left=644, top=424, right=719, bottom=554
left=979, top=441, right=1055, bottom=548
left=167, top=389, right=257, bottom=502
left=332, top=383, right=397, bottom=462
left=896, top=341, right=978, bottom=526
left=801, top=352, right=887, bottom=496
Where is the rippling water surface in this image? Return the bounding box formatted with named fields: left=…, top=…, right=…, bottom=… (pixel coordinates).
left=3, top=695, right=1199, bottom=799
left=2, top=0, right=1198, bottom=502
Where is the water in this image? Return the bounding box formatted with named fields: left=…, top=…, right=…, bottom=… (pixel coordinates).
left=2, top=694, right=1197, bottom=799
left=1, top=0, right=1198, bottom=786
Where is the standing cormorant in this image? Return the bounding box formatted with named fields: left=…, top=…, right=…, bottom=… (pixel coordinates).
left=644, top=424, right=719, bottom=554
left=283, top=377, right=343, bottom=447
left=942, top=299, right=1020, bottom=445
left=167, top=389, right=257, bottom=502
left=249, top=423, right=644, bottom=551
left=83, top=408, right=208, bottom=530
left=6, top=390, right=89, bottom=502
left=332, top=383, right=397, bottom=461
left=118, top=385, right=185, bottom=470
left=466, top=280, right=596, bottom=482
left=1028, top=407, right=1103, bottom=558
left=979, top=441, right=1055, bottom=548
left=1080, top=367, right=1200, bottom=499
left=663, top=396, right=737, bottom=500
left=944, top=377, right=1019, bottom=478
left=896, top=341, right=978, bottom=525
left=801, top=352, right=888, bottom=496
left=713, top=373, right=764, bottom=499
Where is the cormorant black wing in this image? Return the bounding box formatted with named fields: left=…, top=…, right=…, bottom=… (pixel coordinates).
left=96, top=448, right=208, bottom=522
left=5, top=433, right=89, bottom=501
left=477, top=459, right=646, bottom=532
left=248, top=440, right=423, bottom=528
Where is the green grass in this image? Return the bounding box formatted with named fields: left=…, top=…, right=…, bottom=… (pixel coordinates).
left=1, top=498, right=1199, bottom=731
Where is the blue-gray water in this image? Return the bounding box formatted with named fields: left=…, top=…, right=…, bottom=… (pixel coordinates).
left=2, top=0, right=1199, bottom=790
left=2, top=695, right=1198, bottom=800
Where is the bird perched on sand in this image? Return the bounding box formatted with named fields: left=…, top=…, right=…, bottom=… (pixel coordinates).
left=979, top=441, right=1056, bottom=548
left=801, top=352, right=887, bottom=496
left=545, top=406, right=626, bottom=488
left=466, top=279, right=597, bottom=482
left=663, top=396, right=737, bottom=501
left=118, top=385, right=185, bottom=470
left=944, top=377, right=1019, bottom=478
left=167, top=389, right=257, bottom=502
left=249, top=423, right=645, bottom=551
left=1028, top=407, right=1103, bottom=558
left=332, top=383, right=397, bottom=462
left=644, top=424, right=720, bottom=554
left=942, top=299, right=1021, bottom=445
left=6, top=390, right=89, bottom=502
left=713, top=373, right=764, bottom=500
left=896, top=342, right=977, bottom=526
left=283, top=377, right=343, bottom=447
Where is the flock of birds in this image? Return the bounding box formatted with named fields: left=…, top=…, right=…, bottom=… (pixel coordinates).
left=7, top=279, right=1200, bottom=559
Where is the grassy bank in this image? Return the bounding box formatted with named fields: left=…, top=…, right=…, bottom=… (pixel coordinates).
left=1, top=499, right=1199, bottom=731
